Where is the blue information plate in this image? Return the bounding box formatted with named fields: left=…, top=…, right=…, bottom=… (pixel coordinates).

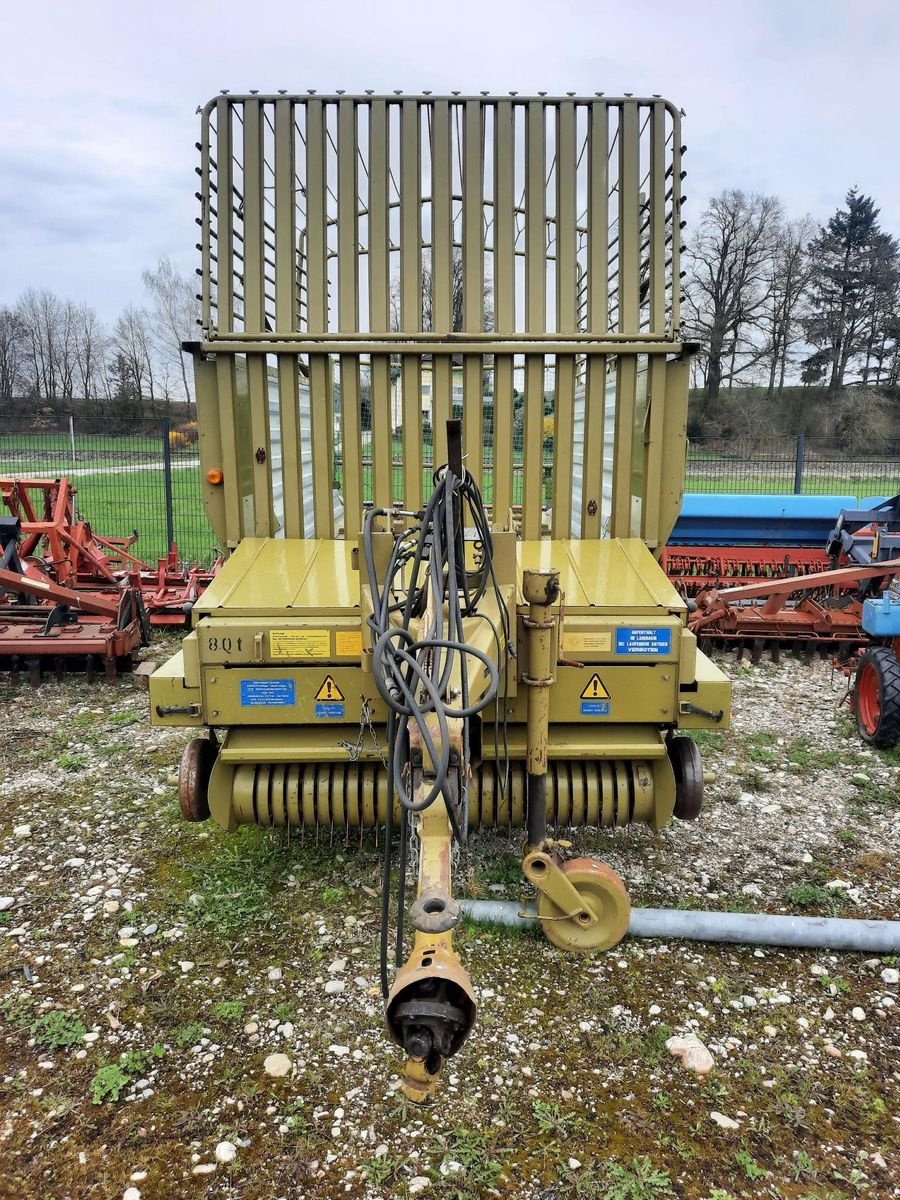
left=581, top=700, right=611, bottom=717
left=615, top=628, right=672, bottom=656
left=315, top=702, right=345, bottom=719
left=240, top=679, right=296, bottom=707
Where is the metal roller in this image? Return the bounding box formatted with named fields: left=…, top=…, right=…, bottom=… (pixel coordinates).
left=220, top=758, right=668, bottom=830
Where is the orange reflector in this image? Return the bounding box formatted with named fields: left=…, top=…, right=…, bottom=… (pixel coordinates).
left=207, top=468, right=224, bottom=486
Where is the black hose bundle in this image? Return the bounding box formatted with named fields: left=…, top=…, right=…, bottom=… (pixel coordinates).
left=363, top=465, right=511, bottom=997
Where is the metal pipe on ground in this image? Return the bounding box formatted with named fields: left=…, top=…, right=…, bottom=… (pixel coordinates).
left=459, top=900, right=900, bottom=953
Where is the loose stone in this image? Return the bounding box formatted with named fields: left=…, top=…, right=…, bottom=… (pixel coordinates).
left=263, top=1053, right=292, bottom=1077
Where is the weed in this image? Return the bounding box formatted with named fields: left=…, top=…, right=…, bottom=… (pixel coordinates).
left=434, top=1126, right=503, bottom=1195
left=364, top=1152, right=405, bottom=1188
left=784, top=883, right=833, bottom=909
left=602, top=1156, right=674, bottom=1199
left=30, top=1010, right=86, bottom=1049
left=108, top=711, right=142, bottom=727
left=640, top=1023, right=673, bottom=1064
left=1, top=996, right=35, bottom=1028
left=733, top=1147, right=767, bottom=1181
left=89, top=1063, right=130, bottom=1104
left=483, top=853, right=524, bottom=887
left=210, top=999, right=245, bottom=1022
left=531, top=1098, right=584, bottom=1138
left=182, top=830, right=292, bottom=935
left=321, top=885, right=345, bottom=905
left=686, top=729, right=725, bottom=752
left=57, top=752, right=87, bottom=772
left=790, top=1149, right=817, bottom=1180
left=175, top=1021, right=205, bottom=1048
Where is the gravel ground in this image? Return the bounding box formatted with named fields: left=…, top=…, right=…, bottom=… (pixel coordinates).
left=0, top=645, right=897, bottom=1199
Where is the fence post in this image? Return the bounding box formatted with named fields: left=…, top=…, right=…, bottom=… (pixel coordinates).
left=161, top=417, right=175, bottom=552
left=793, top=434, right=806, bottom=494
left=68, top=414, right=76, bottom=474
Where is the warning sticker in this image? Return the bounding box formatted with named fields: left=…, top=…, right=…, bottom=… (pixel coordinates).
left=240, top=679, right=296, bottom=707
left=563, top=630, right=612, bottom=654
left=269, top=628, right=330, bottom=659
left=314, top=675, right=345, bottom=703
left=615, top=627, right=672, bottom=657
left=315, top=702, right=345, bottom=719
left=335, top=630, right=362, bottom=658
left=580, top=673, right=610, bottom=701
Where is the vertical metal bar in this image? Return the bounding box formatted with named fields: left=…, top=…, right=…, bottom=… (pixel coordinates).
left=641, top=356, right=667, bottom=546
left=215, top=97, right=235, bottom=332
left=522, top=100, right=546, bottom=540
left=199, top=105, right=212, bottom=332
left=462, top=100, right=483, bottom=486
left=618, top=102, right=640, bottom=335
left=274, top=98, right=302, bottom=538
left=587, top=101, right=608, bottom=335
left=670, top=107, right=683, bottom=335
left=161, top=417, right=175, bottom=551
left=216, top=355, right=243, bottom=545
left=399, top=99, right=422, bottom=510
left=305, top=98, right=334, bottom=536
left=492, top=100, right=515, bottom=524
left=794, top=433, right=806, bottom=494
left=243, top=103, right=273, bottom=536
left=338, top=98, right=362, bottom=538
left=580, top=356, right=605, bottom=538
left=368, top=99, right=392, bottom=511
left=648, top=101, right=666, bottom=335
left=430, top=100, right=452, bottom=473
left=552, top=100, right=577, bottom=539
left=611, top=354, right=637, bottom=537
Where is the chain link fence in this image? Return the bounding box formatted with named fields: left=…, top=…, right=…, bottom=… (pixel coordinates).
left=2, top=417, right=898, bottom=565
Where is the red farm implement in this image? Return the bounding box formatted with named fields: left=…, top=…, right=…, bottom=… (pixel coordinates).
left=0, top=478, right=220, bottom=627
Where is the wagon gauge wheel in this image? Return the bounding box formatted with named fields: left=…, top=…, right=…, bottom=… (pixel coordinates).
left=537, top=858, right=631, bottom=954
left=854, top=647, right=900, bottom=749
left=669, top=735, right=704, bottom=820
left=179, top=736, right=217, bottom=821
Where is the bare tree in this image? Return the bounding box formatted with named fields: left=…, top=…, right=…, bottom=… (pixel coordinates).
left=0, top=306, right=26, bottom=399
left=17, top=288, right=72, bottom=399
left=71, top=303, right=107, bottom=405
left=142, top=256, right=199, bottom=408
left=759, top=216, right=816, bottom=397
left=683, top=190, right=783, bottom=421
left=113, top=305, right=157, bottom=415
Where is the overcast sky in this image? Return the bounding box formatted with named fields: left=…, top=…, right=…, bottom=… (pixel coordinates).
left=2, top=0, right=898, bottom=324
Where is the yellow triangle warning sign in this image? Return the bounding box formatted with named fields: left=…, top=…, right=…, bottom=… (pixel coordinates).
left=315, top=675, right=345, bottom=702
left=580, top=672, right=610, bottom=700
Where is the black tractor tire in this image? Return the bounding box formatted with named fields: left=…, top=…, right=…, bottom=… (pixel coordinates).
left=854, top=646, right=900, bottom=749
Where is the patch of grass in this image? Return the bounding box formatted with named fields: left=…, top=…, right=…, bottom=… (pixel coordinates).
left=483, top=852, right=522, bottom=888
left=433, top=1126, right=503, bottom=1195
left=210, top=999, right=246, bottom=1022
left=784, top=883, right=833, bottom=909
left=108, top=711, right=142, bottom=727
left=30, top=1010, right=86, bottom=1049
left=175, top=1021, right=205, bottom=1048
left=1, top=996, right=35, bottom=1028
left=640, top=1023, right=674, bottom=1064
left=321, top=885, right=345, bottom=905
left=181, top=830, right=293, bottom=936
left=686, top=729, right=726, bottom=752
left=531, top=1098, right=584, bottom=1138
left=601, top=1156, right=674, bottom=1199
left=57, top=753, right=87, bottom=772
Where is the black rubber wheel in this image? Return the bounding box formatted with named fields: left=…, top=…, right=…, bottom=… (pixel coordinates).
left=179, top=736, right=216, bottom=821
left=669, top=735, right=704, bottom=820
left=854, top=646, right=900, bottom=749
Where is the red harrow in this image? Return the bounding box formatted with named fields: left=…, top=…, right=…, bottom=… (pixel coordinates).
left=0, top=478, right=220, bottom=683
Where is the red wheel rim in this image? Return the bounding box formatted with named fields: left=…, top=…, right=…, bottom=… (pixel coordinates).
left=857, top=662, right=882, bottom=735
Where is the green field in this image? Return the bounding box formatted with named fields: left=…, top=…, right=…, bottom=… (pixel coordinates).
left=3, top=432, right=898, bottom=565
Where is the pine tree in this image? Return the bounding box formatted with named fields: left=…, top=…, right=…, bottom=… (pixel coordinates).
left=802, top=190, right=900, bottom=390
